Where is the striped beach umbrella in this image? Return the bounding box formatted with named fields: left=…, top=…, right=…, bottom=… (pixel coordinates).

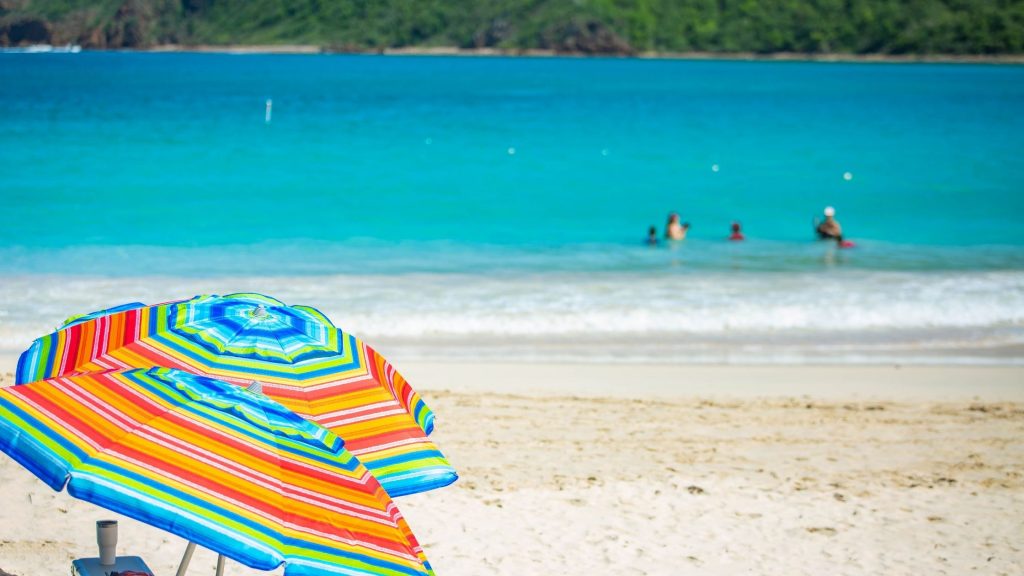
left=16, top=293, right=456, bottom=497
left=61, top=301, right=146, bottom=329
left=0, top=367, right=432, bottom=576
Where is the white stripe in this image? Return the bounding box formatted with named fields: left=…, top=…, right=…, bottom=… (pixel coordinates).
left=313, top=400, right=400, bottom=420
left=319, top=407, right=407, bottom=428
left=348, top=437, right=430, bottom=455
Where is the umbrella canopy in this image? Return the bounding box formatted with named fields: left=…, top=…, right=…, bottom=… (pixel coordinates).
left=0, top=367, right=432, bottom=576
left=61, top=301, right=146, bottom=329
left=16, top=293, right=456, bottom=497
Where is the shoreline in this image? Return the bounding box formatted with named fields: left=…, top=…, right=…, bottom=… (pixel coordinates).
left=121, top=44, right=1024, bottom=64
left=5, top=357, right=1022, bottom=401
left=401, top=362, right=1024, bottom=401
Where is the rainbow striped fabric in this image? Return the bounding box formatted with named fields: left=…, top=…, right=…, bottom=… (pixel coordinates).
left=16, top=293, right=456, bottom=497
left=61, top=301, right=146, bottom=329
left=0, top=368, right=433, bottom=576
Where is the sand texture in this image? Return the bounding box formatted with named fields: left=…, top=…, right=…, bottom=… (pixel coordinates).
left=1, top=365, right=1022, bottom=575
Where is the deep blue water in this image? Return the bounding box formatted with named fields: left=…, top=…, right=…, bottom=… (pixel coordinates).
left=1, top=53, right=1022, bottom=362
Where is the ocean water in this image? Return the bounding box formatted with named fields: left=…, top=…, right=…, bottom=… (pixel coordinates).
left=1, top=53, right=1023, bottom=364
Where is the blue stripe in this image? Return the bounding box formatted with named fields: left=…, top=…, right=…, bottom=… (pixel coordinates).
left=381, top=471, right=459, bottom=498
left=411, top=401, right=434, bottom=435
left=15, top=340, right=39, bottom=385
left=367, top=449, right=448, bottom=470
left=165, top=297, right=345, bottom=365
left=0, top=395, right=80, bottom=490
left=15, top=336, right=59, bottom=386
left=278, top=532, right=425, bottom=573
left=148, top=328, right=358, bottom=378
left=144, top=329, right=364, bottom=381
left=421, top=411, right=435, bottom=436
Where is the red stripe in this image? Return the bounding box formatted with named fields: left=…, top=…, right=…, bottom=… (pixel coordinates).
left=340, top=430, right=430, bottom=452
left=124, top=308, right=141, bottom=345
left=62, top=324, right=83, bottom=376
left=265, top=377, right=379, bottom=400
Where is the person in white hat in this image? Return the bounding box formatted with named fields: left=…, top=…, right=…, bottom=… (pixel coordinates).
left=815, top=206, right=842, bottom=239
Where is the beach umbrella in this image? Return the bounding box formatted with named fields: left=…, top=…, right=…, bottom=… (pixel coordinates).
left=60, top=301, right=146, bottom=329
left=16, top=293, right=456, bottom=497
left=0, top=367, right=432, bottom=576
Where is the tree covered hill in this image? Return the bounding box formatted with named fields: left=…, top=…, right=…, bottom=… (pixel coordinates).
left=2, top=0, right=1023, bottom=55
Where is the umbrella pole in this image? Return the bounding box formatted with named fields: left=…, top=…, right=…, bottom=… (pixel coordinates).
left=175, top=541, right=197, bottom=576
left=215, top=554, right=226, bottom=576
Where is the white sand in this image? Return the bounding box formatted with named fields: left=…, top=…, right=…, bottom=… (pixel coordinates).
left=402, top=362, right=1024, bottom=401
left=1, top=362, right=1022, bottom=575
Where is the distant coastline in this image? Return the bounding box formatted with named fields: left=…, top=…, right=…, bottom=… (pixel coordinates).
left=6, top=1, right=1023, bottom=64
left=127, top=44, right=1024, bottom=64
left=9, top=43, right=1024, bottom=64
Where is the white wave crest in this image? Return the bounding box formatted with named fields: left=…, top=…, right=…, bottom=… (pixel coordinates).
left=1, top=270, right=1022, bottom=363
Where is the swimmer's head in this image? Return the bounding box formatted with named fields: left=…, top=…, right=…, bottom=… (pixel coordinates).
left=668, top=212, right=679, bottom=223
left=731, top=221, right=741, bottom=232
left=824, top=206, right=836, bottom=217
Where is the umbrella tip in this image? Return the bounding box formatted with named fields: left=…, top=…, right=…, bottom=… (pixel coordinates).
left=246, top=381, right=263, bottom=394
left=250, top=304, right=270, bottom=320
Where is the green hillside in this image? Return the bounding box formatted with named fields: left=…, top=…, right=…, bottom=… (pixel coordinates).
left=2, top=0, right=1023, bottom=54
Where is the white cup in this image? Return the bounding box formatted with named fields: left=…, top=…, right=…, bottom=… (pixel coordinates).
left=96, top=520, right=118, bottom=566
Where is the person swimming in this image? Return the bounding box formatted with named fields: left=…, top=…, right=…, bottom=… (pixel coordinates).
left=665, top=213, right=689, bottom=240
left=729, top=221, right=745, bottom=241
left=815, top=206, right=842, bottom=240
left=646, top=225, right=658, bottom=246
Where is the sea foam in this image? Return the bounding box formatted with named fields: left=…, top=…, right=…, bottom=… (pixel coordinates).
left=1, top=270, right=1021, bottom=364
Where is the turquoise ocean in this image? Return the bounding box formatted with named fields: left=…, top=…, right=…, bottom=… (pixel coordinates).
left=1, top=53, right=1023, bottom=363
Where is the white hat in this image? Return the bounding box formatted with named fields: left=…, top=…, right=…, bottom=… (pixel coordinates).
left=824, top=206, right=836, bottom=217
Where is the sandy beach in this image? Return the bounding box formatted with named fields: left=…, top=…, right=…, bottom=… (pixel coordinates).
left=1, top=361, right=1021, bottom=575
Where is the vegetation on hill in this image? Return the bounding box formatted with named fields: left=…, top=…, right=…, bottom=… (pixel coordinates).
left=2, top=0, right=1023, bottom=55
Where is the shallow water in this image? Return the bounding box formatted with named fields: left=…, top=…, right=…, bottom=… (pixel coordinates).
left=1, top=53, right=1022, bottom=363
